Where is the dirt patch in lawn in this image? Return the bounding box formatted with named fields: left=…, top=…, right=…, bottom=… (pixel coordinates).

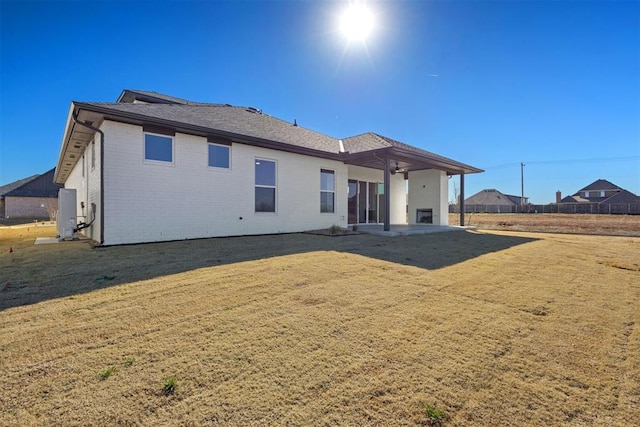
left=450, top=213, right=640, bottom=237
left=1, top=225, right=639, bottom=426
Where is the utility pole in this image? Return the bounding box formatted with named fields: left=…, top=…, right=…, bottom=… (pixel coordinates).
left=520, top=162, right=525, bottom=213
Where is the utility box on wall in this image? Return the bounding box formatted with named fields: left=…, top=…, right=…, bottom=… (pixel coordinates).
left=57, top=188, right=77, bottom=241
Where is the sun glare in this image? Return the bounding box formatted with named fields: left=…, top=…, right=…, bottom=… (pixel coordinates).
left=340, top=3, right=375, bottom=42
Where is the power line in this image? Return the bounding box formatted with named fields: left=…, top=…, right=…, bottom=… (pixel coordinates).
left=484, top=155, right=640, bottom=170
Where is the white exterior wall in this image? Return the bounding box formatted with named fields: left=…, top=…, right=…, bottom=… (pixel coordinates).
left=64, top=135, right=102, bottom=242
left=101, top=121, right=347, bottom=245
left=347, top=165, right=407, bottom=224
left=407, top=169, right=449, bottom=226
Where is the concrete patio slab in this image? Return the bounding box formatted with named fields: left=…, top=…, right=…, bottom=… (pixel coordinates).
left=352, top=224, right=477, bottom=236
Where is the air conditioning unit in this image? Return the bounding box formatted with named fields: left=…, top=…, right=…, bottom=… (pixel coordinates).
left=57, top=188, right=78, bottom=241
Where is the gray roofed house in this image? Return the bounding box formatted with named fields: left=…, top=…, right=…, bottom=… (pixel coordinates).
left=458, top=188, right=528, bottom=213
left=54, top=89, right=482, bottom=245
left=1, top=168, right=62, bottom=219
left=558, top=179, right=640, bottom=205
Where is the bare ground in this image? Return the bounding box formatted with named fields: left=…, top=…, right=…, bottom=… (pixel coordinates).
left=1, top=223, right=639, bottom=426
left=449, top=213, right=640, bottom=237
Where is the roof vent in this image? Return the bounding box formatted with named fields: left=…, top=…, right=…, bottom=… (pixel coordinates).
left=293, top=119, right=298, bottom=127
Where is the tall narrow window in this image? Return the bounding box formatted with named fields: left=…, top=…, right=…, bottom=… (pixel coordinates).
left=255, top=159, right=276, bottom=212
left=82, top=155, right=85, bottom=177
left=91, top=141, right=96, bottom=170
left=144, top=133, right=173, bottom=163
left=320, top=169, right=335, bottom=213
left=208, top=143, right=230, bottom=169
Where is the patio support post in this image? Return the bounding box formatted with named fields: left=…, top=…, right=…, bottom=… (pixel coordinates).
left=459, top=173, right=465, bottom=226
left=384, top=156, right=391, bottom=231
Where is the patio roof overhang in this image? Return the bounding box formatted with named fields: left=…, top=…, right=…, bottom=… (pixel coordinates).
left=340, top=147, right=483, bottom=176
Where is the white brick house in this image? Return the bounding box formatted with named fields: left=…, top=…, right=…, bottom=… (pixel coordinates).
left=54, top=90, right=481, bottom=245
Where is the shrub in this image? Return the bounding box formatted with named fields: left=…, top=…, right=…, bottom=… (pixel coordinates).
left=329, top=224, right=343, bottom=235
left=163, top=377, right=177, bottom=395
left=425, top=403, right=446, bottom=426
left=98, top=367, right=116, bottom=380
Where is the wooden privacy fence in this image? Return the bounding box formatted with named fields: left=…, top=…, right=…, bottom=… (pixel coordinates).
left=449, top=203, right=640, bottom=215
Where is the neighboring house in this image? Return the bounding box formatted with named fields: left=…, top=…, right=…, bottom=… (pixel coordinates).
left=554, top=179, right=640, bottom=213
left=557, top=179, right=640, bottom=205
left=0, top=168, right=62, bottom=219
left=455, top=189, right=528, bottom=213
left=54, top=89, right=482, bottom=245
left=0, top=174, right=39, bottom=217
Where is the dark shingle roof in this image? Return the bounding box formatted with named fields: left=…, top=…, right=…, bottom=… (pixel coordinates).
left=117, top=89, right=200, bottom=105
left=0, top=174, right=40, bottom=197
left=577, top=179, right=621, bottom=192
left=56, top=90, right=483, bottom=183
left=79, top=102, right=341, bottom=154
left=464, top=189, right=524, bottom=206
left=605, top=189, right=640, bottom=204
left=342, top=132, right=393, bottom=153
left=3, top=168, right=61, bottom=197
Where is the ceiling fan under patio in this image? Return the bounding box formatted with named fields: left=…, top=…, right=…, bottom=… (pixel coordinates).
left=390, top=162, right=406, bottom=175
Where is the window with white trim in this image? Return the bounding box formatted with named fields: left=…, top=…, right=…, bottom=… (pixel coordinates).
left=144, top=133, right=173, bottom=163
left=255, top=159, right=276, bottom=212
left=208, top=143, right=230, bottom=169
left=320, top=169, right=335, bottom=213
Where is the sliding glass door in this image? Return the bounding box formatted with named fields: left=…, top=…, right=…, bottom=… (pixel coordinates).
left=347, top=180, right=384, bottom=224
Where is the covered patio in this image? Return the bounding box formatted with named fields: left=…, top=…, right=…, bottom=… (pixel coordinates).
left=341, top=133, right=483, bottom=230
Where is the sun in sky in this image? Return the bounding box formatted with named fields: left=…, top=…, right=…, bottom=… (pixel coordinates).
left=339, top=2, right=375, bottom=43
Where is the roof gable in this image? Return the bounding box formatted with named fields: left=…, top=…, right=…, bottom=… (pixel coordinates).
left=3, top=168, right=62, bottom=198
left=0, top=174, right=40, bottom=197
left=465, top=189, right=517, bottom=205
left=117, top=89, right=199, bottom=105
left=577, top=179, right=621, bottom=192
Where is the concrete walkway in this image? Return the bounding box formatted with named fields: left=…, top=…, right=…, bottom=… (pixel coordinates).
left=351, top=224, right=476, bottom=236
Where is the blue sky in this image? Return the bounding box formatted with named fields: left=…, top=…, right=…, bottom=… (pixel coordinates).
left=1, top=0, right=638, bottom=204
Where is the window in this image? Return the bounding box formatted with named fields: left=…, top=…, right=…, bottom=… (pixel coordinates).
left=208, top=143, right=230, bottom=169
left=144, top=133, right=173, bottom=163
left=91, top=141, right=96, bottom=170
left=584, top=191, right=590, bottom=198
left=600, top=191, right=605, bottom=197
left=255, top=159, right=276, bottom=212
left=320, top=169, right=335, bottom=213
left=82, top=155, right=85, bottom=177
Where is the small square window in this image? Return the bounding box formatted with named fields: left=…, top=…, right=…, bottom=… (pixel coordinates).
left=144, top=133, right=173, bottom=163
left=208, top=144, right=230, bottom=169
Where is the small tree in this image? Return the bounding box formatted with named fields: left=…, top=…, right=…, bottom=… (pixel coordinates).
left=42, top=198, right=58, bottom=222
left=449, top=181, right=460, bottom=213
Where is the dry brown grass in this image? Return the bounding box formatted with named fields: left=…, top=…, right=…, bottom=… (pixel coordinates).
left=449, top=213, right=640, bottom=237
left=1, top=223, right=639, bottom=426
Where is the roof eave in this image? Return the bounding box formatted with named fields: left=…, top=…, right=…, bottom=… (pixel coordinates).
left=54, top=103, right=81, bottom=184
left=65, top=103, right=344, bottom=166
